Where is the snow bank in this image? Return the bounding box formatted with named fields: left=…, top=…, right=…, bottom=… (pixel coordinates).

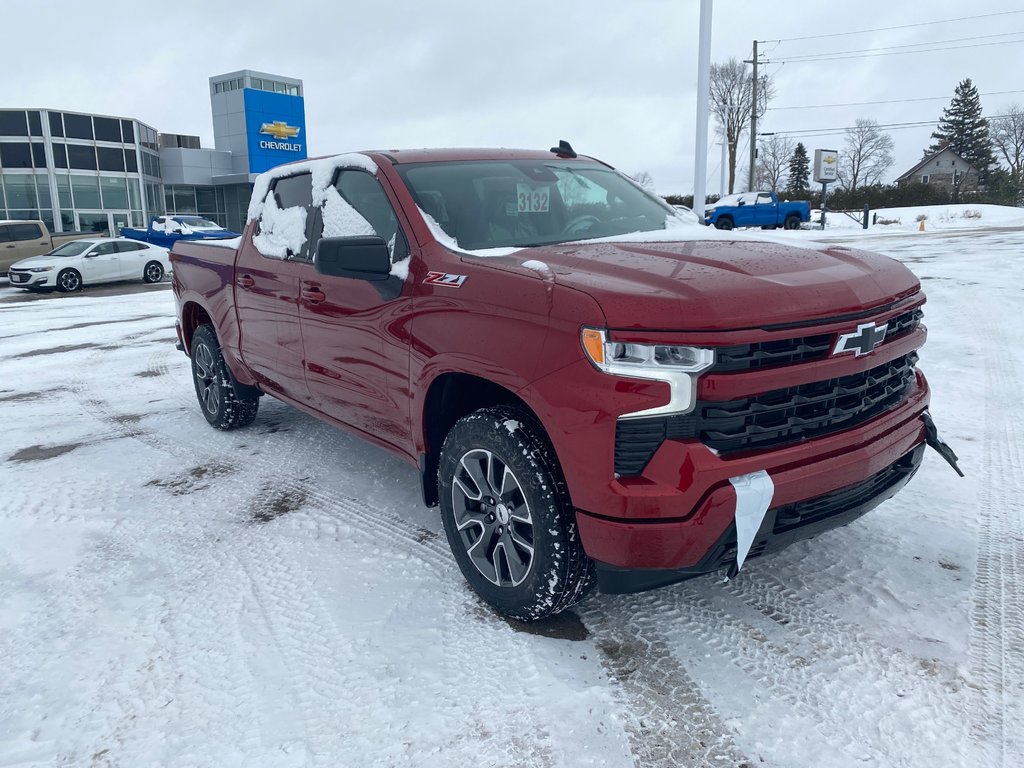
left=813, top=203, right=1024, bottom=232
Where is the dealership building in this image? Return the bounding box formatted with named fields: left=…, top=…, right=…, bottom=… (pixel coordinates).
left=0, top=69, right=306, bottom=236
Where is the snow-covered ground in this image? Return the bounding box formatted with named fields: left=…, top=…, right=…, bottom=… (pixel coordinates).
left=812, top=202, right=1024, bottom=232
left=1, top=224, right=1022, bottom=767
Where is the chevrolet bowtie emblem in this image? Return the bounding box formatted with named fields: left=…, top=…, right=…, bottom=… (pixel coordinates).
left=833, top=322, right=888, bottom=357
left=259, top=121, right=301, bottom=140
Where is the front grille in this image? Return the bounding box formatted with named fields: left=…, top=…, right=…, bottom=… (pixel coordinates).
left=615, top=352, right=918, bottom=475
left=710, top=308, right=923, bottom=373
left=9, top=271, right=29, bottom=283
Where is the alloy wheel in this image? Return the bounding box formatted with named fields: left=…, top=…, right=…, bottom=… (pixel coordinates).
left=193, top=342, right=220, bottom=415
left=451, top=448, right=535, bottom=587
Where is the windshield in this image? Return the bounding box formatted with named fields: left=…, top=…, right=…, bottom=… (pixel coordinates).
left=174, top=217, right=222, bottom=230
left=397, top=159, right=685, bottom=250
left=48, top=241, right=93, bottom=257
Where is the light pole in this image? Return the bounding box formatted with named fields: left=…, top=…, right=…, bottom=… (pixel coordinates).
left=692, top=0, right=713, bottom=218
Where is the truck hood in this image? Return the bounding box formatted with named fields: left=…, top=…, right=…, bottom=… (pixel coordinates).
left=485, top=236, right=920, bottom=330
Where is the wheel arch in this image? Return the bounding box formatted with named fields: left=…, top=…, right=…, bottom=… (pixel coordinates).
left=418, top=372, right=550, bottom=508
left=178, top=301, right=213, bottom=356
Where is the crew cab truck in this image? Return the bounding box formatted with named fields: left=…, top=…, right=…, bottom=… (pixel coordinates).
left=171, top=146, right=959, bottom=621
left=704, top=191, right=810, bottom=230
left=122, top=215, right=239, bottom=249
left=1, top=219, right=88, bottom=274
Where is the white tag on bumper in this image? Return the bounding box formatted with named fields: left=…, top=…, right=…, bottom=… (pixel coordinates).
left=728, top=470, right=775, bottom=573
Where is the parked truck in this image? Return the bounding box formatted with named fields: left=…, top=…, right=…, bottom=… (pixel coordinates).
left=121, top=215, right=239, bottom=249
left=170, top=145, right=960, bottom=621
left=1, top=219, right=89, bottom=274
left=704, top=191, right=810, bottom=230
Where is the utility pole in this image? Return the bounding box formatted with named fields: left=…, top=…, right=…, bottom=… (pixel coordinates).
left=720, top=140, right=727, bottom=197
left=747, top=39, right=758, bottom=192
left=692, top=0, right=713, bottom=218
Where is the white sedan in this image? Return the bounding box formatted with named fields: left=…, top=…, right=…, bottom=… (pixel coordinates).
left=7, top=238, right=171, bottom=292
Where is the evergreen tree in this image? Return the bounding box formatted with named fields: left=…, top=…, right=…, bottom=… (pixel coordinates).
left=786, top=142, right=810, bottom=196
left=928, top=79, right=996, bottom=174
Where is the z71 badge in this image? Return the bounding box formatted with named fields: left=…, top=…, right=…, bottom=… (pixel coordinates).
left=423, top=271, right=467, bottom=287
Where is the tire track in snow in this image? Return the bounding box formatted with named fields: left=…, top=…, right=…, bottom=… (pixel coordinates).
left=68, top=334, right=576, bottom=766
left=969, top=296, right=1024, bottom=766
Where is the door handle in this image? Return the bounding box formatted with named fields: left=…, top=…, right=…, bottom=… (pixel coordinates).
left=301, top=287, right=326, bottom=303
left=236, top=274, right=255, bottom=288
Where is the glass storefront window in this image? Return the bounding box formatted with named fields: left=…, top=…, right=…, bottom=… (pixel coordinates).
left=78, top=212, right=109, bottom=234
left=64, top=113, right=93, bottom=141
left=67, top=144, right=97, bottom=171
left=0, top=110, right=28, bottom=136
left=35, top=174, right=51, bottom=208
left=128, top=178, right=141, bottom=210
left=97, top=147, right=125, bottom=172
left=100, top=176, right=129, bottom=209
left=49, top=112, right=64, bottom=137
left=55, top=173, right=73, bottom=208
left=70, top=175, right=101, bottom=209
left=0, top=143, right=32, bottom=168
left=173, top=186, right=197, bottom=214
left=94, top=116, right=121, bottom=143
left=196, top=186, right=217, bottom=213
left=60, top=210, right=74, bottom=231
left=146, top=182, right=163, bottom=216
left=3, top=174, right=37, bottom=208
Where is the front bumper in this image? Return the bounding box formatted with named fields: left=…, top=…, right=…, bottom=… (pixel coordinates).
left=8, top=270, right=53, bottom=288
left=573, top=374, right=930, bottom=579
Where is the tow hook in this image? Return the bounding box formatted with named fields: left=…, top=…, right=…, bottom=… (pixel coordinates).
left=921, top=411, right=964, bottom=477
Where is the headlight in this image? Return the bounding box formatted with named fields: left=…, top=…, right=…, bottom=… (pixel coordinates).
left=581, top=327, right=714, bottom=418
left=28, top=266, right=53, bottom=272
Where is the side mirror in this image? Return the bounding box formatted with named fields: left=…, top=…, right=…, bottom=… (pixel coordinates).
left=315, top=236, right=391, bottom=282
left=737, top=200, right=746, bottom=206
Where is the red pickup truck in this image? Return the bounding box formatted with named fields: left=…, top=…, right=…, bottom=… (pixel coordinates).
left=170, top=144, right=960, bottom=621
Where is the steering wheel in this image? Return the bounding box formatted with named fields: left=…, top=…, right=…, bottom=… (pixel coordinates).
left=561, top=215, right=601, bottom=236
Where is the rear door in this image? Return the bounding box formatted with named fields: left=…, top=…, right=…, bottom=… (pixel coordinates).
left=9, top=222, right=50, bottom=263
left=113, top=240, right=149, bottom=280
left=234, top=173, right=314, bottom=405
left=298, top=168, right=414, bottom=450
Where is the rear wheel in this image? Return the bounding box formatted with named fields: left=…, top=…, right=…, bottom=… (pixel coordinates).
left=143, top=261, right=164, bottom=283
left=715, top=217, right=734, bottom=230
left=439, top=406, right=595, bottom=621
left=56, top=268, right=82, bottom=292
left=190, top=324, right=259, bottom=429
left=784, top=215, right=801, bottom=230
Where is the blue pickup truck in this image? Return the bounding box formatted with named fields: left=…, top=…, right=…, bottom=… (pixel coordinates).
left=121, top=216, right=239, bottom=249
left=704, top=192, right=810, bottom=230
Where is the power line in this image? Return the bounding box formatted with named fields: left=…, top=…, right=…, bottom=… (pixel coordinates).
left=769, top=115, right=1015, bottom=139
left=765, top=37, right=1024, bottom=64
left=761, top=9, right=1024, bottom=44
left=771, top=30, right=1024, bottom=62
left=767, top=89, right=1024, bottom=112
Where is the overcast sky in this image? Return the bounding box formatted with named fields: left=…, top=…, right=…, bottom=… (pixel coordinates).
left=2, top=0, right=1022, bottom=195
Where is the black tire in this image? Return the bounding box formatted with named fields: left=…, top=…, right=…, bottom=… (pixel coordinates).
left=784, top=215, right=801, bottom=230
left=715, top=217, right=734, bottom=230
left=190, top=324, right=259, bottom=430
left=439, top=406, right=595, bottom=621
left=56, top=268, right=82, bottom=292
left=143, top=261, right=164, bottom=283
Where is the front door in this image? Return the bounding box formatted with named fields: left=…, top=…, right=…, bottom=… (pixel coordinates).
left=299, top=169, right=414, bottom=452
left=111, top=212, right=131, bottom=236
left=83, top=241, right=123, bottom=283
left=77, top=212, right=110, bottom=236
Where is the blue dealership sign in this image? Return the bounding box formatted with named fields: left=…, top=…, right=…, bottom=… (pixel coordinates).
left=244, top=88, right=307, bottom=174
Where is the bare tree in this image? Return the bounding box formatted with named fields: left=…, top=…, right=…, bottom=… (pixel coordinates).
left=756, top=135, right=794, bottom=193
left=709, top=58, right=774, bottom=194
left=990, top=103, right=1024, bottom=178
left=631, top=171, right=656, bottom=192
left=838, top=119, right=895, bottom=191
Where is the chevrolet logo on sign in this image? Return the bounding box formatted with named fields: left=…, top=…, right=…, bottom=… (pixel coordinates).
left=260, top=121, right=301, bottom=140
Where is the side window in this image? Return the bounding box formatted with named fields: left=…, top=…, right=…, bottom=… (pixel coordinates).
left=329, top=170, right=408, bottom=263
left=258, top=172, right=314, bottom=260
left=114, top=241, right=143, bottom=252
left=11, top=223, right=43, bottom=241
left=91, top=242, right=117, bottom=256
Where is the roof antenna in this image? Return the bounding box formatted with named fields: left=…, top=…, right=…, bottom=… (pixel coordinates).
left=550, top=139, right=577, bottom=158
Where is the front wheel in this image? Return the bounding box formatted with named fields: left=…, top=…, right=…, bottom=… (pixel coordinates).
left=143, top=261, right=164, bottom=283
left=56, top=268, right=82, bottom=292
left=715, top=217, right=734, bottom=230
left=190, top=324, right=259, bottom=430
left=439, top=407, right=595, bottom=621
